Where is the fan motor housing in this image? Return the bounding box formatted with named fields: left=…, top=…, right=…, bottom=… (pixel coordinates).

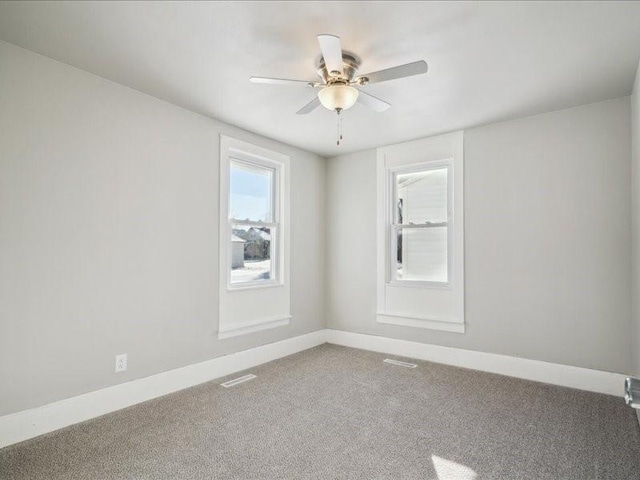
left=316, top=51, right=361, bottom=83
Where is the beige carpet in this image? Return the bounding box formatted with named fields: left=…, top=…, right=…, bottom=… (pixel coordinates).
left=1, top=344, right=639, bottom=479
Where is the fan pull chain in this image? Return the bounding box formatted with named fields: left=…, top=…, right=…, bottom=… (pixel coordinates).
left=336, top=110, right=344, bottom=146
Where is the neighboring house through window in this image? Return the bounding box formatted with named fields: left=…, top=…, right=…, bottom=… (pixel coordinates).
left=391, top=161, right=451, bottom=285
left=229, top=158, right=279, bottom=287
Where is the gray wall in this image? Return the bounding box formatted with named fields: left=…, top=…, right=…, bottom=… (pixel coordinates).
left=0, top=41, right=326, bottom=416
left=632, top=60, right=640, bottom=376
left=0, top=36, right=635, bottom=418
left=327, top=97, right=632, bottom=374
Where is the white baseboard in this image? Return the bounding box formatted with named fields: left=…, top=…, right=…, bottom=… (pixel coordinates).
left=0, top=329, right=325, bottom=449
left=325, top=329, right=626, bottom=397
left=1, top=328, right=627, bottom=450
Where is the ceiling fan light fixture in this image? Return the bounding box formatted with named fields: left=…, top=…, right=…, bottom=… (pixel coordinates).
left=318, top=84, right=359, bottom=112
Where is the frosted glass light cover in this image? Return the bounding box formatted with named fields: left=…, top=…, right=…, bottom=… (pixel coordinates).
left=318, top=85, right=359, bottom=111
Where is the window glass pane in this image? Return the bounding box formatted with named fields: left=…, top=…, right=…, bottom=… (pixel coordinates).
left=396, top=227, right=447, bottom=283
left=230, top=161, right=273, bottom=222
left=396, top=167, right=447, bottom=224
left=231, top=226, right=274, bottom=284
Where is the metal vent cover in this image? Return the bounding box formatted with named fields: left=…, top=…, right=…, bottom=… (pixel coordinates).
left=384, top=358, right=417, bottom=369
left=220, top=374, right=256, bottom=388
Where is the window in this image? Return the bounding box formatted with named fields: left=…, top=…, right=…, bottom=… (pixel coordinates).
left=376, top=132, right=464, bottom=333
left=218, top=136, right=290, bottom=339
left=229, top=159, right=280, bottom=287
left=390, top=162, right=451, bottom=285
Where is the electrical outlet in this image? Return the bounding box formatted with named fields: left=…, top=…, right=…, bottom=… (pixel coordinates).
left=115, top=353, right=127, bottom=373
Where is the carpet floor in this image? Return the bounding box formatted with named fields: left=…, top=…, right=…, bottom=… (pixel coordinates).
left=1, top=344, right=639, bottom=479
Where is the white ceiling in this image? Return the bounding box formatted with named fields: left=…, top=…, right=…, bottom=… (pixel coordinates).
left=1, top=1, right=640, bottom=157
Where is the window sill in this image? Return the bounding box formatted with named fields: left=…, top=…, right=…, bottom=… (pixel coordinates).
left=387, top=280, right=452, bottom=290
left=227, top=280, right=284, bottom=292
left=376, top=312, right=465, bottom=333
left=218, top=315, right=291, bottom=339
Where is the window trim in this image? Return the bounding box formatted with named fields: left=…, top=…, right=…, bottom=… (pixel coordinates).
left=387, top=159, right=454, bottom=289
left=227, top=155, right=283, bottom=291
left=375, top=131, right=464, bottom=334
left=218, top=135, right=291, bottom=340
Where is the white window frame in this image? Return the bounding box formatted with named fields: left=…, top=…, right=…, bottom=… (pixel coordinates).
left=218, top=135, right=290, bottom=340
left=227, top=156, right=283, bottom=290
left=388, top=159, right=453, bottom=289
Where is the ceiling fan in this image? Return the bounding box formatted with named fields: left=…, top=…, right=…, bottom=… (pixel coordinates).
left=250, top=34, right=428, bottom=116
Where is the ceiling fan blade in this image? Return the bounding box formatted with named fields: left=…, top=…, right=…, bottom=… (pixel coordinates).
left=296, top=96, right=321, bottom=115
left=250, top=76, right=316, bottom=87
left=356, top=90, right=391, bottom=112
left=356, top=60, right=428, bottom=85
left=317, top=34, right=344, bottom=77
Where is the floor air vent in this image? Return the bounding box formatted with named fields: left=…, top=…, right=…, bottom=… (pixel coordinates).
left=220, top=374, right=256, bottom=388
left=384, top=359, right=417, bottom=368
